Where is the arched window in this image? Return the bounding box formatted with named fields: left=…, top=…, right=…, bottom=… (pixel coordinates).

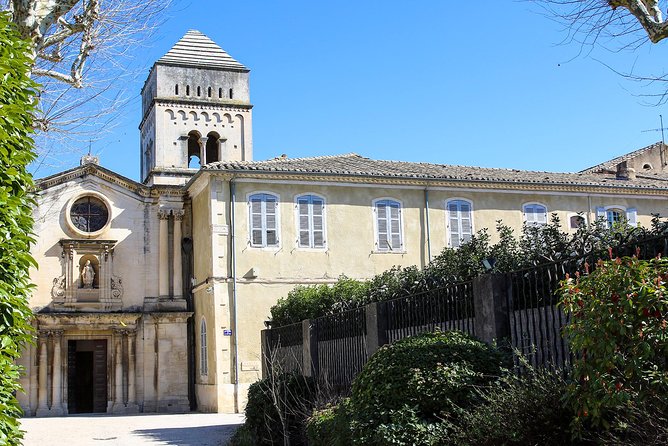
left=218, top=88, right=223, bottom=98
left=596, top=206, right=637, bottom=228
left=187, top=131, right=201, bottom=168
left=205, top=132, right=220, bottom=164
left=207, top=87, right=212, bottom=98
left=174, top=84, right=179, bottom=95
left=296, top=195, right=326, bottom=248
left=523, top=203, right=547, bottom=226
left=229, top=88, right=233, bottom=99
left=374, top=199, right=402, bottom=251
left=185, top=85, right=190, bottom=96
left=200, top=318, right=208, bottom=376
left=249, top=193, right=280, bottom=247
left=446, top=199, right=473, bottom=248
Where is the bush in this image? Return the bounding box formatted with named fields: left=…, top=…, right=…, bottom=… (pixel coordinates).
left=560, top=256, right=668, bottom=426
left=243, top=372, right=316, bottom=445
left=456, top=365, right=580, bottom=446
left=348, top=330, right=508, bottom=445
left=0, top=12, right=38, bottom=446
left=305, top=399, right=353, bottom=446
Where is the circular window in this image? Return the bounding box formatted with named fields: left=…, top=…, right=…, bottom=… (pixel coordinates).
left=68, top=195, right=110, bottom=234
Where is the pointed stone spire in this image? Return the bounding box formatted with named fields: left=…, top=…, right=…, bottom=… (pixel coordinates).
left=157, top=30, right=248, bottom=71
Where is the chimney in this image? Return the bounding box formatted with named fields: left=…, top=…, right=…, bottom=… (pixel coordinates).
left=616, top=161, right=636, bottom=180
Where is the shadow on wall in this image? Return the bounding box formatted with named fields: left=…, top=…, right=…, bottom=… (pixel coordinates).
left=132, top=422, right=242, bottom=446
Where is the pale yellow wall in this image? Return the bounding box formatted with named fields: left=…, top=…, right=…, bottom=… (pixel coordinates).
left=191, top=179, right=213, bottom=283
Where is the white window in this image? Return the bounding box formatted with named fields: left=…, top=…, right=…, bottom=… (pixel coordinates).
left=596, top=206, right=637, bottom=228
left=523, top=203, right=547, bottom=226
left=200, top=318, right=208, bottom=376
left=447, top=199, right=473, bottom=248
left=374, top=199, right=403, bottom=251
left=249, top=193, right=279, bottom=247
left=296, top=194, right=326, bottom=248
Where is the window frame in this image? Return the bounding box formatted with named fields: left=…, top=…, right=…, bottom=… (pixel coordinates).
left=446, top=198, right=474, bottom=248
left=596, top=205, right=637, bottom=228
left=65, top=191, right=113, bottom=238
left=200, top=317, right=208, bottom=376
left=372, top=198, right=404, bottom=253
left=567, top=212, right=588, bottom=230
left=247, top=192, right=281, bottom=249
left=522, top=202, right=548, bottom=226
left=294, top=193, right=327, bottom=250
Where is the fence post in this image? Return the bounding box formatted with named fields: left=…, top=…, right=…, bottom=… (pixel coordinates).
left=302, top=319, right=319, bottom=378
left=472, top=273, right=511, bottom=344
left=365, top=301, right=388, bottom=357
left=260, top=329, right=270, bottom=378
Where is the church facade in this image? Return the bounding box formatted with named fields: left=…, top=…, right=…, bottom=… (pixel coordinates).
left=19, top=30, right=668, bottom=415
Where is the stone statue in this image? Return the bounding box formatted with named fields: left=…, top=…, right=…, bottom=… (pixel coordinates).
left=51, top=275, right=65, bottom=299
left=81, top=260, right=95, bottom=288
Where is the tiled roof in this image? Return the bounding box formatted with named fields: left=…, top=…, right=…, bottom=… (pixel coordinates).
left=203, top=153, right=668, bottom=190
left=157, top=30, right=248, bottom=71
left=580, top=141, right=664, bottom=173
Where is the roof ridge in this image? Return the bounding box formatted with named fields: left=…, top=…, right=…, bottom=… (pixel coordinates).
left=205, top=152, right=362, bottom=168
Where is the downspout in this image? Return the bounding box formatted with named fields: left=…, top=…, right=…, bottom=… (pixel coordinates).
left=230, top=178, right=241, bottom=413
left=424, top=188, right=432, bottom=263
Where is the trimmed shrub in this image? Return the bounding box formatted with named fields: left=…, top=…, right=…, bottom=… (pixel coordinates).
left=243, top=372, right=316, bottom=445
left=348, top=330, right=508, bottom=445
left=456, top=366, right=580, bottom=446
left=305, top=399, right=353, bottom=446
left=0, top=11, right=38, bottom=446
left=560, top=256, right=668, bottom=426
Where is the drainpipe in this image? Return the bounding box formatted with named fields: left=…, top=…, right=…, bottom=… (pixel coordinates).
left=424, top=188, right=432, bottom=263
left=229, top=178, right=240, bottom=413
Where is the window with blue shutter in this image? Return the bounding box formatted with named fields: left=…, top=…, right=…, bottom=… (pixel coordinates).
left=249, top=193, right=279, bottom=247
left=374, top=199, right=402, bottom=251
left=447, top=199, right=473, bottom=248
left=296, top=195, right=326, bottom=248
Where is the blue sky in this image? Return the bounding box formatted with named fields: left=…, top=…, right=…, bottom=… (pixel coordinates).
left=34, top=1, right=668, bottom=181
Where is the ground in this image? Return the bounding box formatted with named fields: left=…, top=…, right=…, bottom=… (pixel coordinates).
left=20, top=413, right=244, bottom=446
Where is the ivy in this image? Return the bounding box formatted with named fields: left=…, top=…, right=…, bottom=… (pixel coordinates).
left=0, top=11, right=38, bottom=445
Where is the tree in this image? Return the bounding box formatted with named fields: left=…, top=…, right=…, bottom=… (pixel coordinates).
left=0, top=11, right=39, bottom=444
left=1, top=0, right=170, bottom=168
left=535, top=1, right=668, bottom=100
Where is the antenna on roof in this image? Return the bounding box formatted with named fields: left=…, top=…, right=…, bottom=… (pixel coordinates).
left=641, top=114, right=668, bottom=145
left=88, top=140, right=92, bottom=156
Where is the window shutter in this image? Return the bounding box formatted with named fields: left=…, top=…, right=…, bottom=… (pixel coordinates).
left=626, top=208, right=637, bottom=227
left=389, top=203, right=401, bottom=250
left=250, top=196, right=263, bottom=246
left=298, top=197, right=310, bottom=247
left=460, top=202, right=472, bottom=244
left=265, top=196, right=278, bottom=246
left=312, top=198, right=325, bottom=248
left=448, top=201, right=461, bottom=247
left=596, top=207, right=605, bottom=219
left=377, top=202, right=389, bottom=250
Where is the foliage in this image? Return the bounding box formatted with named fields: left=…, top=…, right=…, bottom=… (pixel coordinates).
left=228, top=424, right=257, bottom=446
left=270, top=215, right=660, bottom=327
left=348, top=331, right=508, bottom=445
left=455, top=364, right=580, bottom=446
left=305, top=399, right=353, bottom=446
left=243, top=372, right=316, bottom=445
left=0, top=11, right=38, bottom=445
left=560, top=255, right=668, bottom=427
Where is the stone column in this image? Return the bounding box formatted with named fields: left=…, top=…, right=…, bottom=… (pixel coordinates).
left=200, top=137, right=208, bottom=165
left=127, top=330, right=137, bottom=411
left=36, top=332, right=49, bottom=416
left=158, top=209, right=170, bottom=298
left=50, top=330, right=64, bottom=415
left=111, top=332, right=124, bottom=412
left=173, top=210, right=184, bottom=298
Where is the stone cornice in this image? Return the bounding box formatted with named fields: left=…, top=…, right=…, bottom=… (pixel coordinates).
left=139, top=98, right=253, bottom=129
left=203, top=170, right=668, bottom=197
left=37, top=164, right=186, bottom=199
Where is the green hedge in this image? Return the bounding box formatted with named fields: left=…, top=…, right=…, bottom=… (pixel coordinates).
left=348, top=330, right=509, bottom=445
left=270, top=217, right=658, bottom=328
left=0, top=11, right=38, bottom=445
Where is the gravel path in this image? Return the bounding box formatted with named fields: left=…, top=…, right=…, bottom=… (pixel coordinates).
left=20, top=413, right=244, bottom=446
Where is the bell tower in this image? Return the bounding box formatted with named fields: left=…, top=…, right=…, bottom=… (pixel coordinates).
left=139, top=30, right=253, bottom=185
